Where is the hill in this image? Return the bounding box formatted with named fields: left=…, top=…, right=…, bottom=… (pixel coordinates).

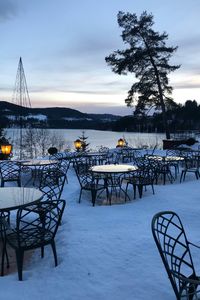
left=0, top=101, right=120, bottom=130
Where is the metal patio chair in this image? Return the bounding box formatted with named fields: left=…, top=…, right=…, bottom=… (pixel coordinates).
left=1, top=199, right=66, bottom=281
left=0, top=161, right=21, bottom=187
left=74, top=161, right=107, bottom=206
left=152, top=211, right=200, bottom=299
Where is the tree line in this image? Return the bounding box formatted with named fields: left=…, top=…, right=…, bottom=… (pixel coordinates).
left=112, top=100, right=200, bottom=133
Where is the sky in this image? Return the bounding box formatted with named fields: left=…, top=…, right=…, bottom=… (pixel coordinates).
left=0, top=0, right=200, bottom=115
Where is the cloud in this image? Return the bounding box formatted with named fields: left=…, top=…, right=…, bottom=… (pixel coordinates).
left=0, top=0, right=18, bottom=22
left=176, top=35, right=200, bottom=51
left=173, top=82, right=200, bottom=90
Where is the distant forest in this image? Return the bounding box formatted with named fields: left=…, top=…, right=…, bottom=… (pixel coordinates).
left=0, top=100, right=200, bottom=133
left=113, top=100, right=200, bottom=133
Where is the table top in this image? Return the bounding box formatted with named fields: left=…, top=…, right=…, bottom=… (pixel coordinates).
left=147, top=155, right=184, bottom=162
left=91, top=164, right=138, bottom=174
left=165, top=156, right=184, bottom=161
left=0, top=187, right=43, bottom=211
left=21, top=159, right=58, bottom=166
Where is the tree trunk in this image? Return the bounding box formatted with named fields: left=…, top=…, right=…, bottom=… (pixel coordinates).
left=155, top=76, right=171, bottom=140
left=148, top=56, right=171, bottom=139
left=142, top=38, right=171, bottom=140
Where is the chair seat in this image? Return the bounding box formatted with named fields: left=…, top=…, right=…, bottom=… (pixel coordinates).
left=7, top=228, right=54, bottom=249
left=84, top=182, right=105, bottom=190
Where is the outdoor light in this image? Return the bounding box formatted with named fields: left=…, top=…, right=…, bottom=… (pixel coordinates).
left=1, top=143, right=12, bottom=156
left=117, top=138, right=126, bottom=148
left=74, top=139, right=82, bottom=152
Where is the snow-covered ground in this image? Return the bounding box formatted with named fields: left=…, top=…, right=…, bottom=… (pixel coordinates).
left=1, top=156, right=200, bottom=300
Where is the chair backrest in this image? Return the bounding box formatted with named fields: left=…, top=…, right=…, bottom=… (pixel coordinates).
left=0, top=161, right=21, bottom=180
left=152, top=211, right=197, bottom=299
left=73, top=160, right=93, bottom=186
left=59, top=158, right=71, bottom=176
left=16, top=199, right=66, bottom=246
left=183, top=156, right=199, bottom=169
left=39, top=170, right=65, bottom=200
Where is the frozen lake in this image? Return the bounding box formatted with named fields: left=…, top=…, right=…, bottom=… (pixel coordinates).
left=6, top=128, right=165, bottom=153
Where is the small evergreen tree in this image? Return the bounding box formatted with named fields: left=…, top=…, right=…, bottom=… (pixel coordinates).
left=105, top=11, right=180, bottom=139
left=0, top=127, right=8, bottom=145
left=79, top=131, right=90, bottom=152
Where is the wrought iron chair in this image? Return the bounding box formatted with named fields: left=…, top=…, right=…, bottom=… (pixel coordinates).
left=23, top=169, right=65, bottom=216
left=59, top=158, right=71, bottom=183
left=153, top=160, right=174, bottom=185
left=39, top=169, right=66, bottom=201
left=74, top=161, right=107, bottom=206
left=0, top=161, right=21, bottom=187
left=0, top=213, right=10, bottom=275
left=152, top=211, right=200, bottom=300
left=1, top=199, right=66, bottom=281
left=125, top=167, right=155, bottom=199
left=166, top=149, right=181, bottom=178
left=180, top=156, right=200, bottom=183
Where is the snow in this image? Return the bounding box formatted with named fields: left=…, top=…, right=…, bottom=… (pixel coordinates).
left=1, top=153, right=200, bottom=300
left=26, top=114, right=47, bottom=121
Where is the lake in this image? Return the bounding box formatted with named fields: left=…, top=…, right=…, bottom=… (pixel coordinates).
left=6, top=128, right=165, bottom=155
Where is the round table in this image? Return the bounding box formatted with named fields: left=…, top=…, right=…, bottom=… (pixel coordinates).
left=91, top=164, right=138, bottom=173
left=91, top=164, right=138, bottom=203
left=0, top=187, right=43, bottom=212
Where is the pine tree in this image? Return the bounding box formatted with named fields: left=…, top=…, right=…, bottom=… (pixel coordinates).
left=79, top=131, right=90, bottom=152
left=105, top=11, right=180, bottom=139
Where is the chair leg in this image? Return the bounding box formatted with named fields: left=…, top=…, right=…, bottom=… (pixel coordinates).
left=133, top=185, right=136, bottom=199
left=1, top=239, right=8, bottom=276
left=41, top=246, right=44, bottom=258
left=51, top=240, right=58, bottom=267
left=125, top=183, right=129, bottom=202
left=78, top=189, right=82, bottom=203
left=138, top=185, right=143, bottom=198
left=180, top=171, right=184, bottom=183
left=152, top=184, right=155, bottom=195
left=91, top=189, right=97, bottom=206
left=15, top=250, right=24, bottom=281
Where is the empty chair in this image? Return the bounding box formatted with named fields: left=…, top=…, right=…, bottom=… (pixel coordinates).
left=59, top=158, right=71, bottom=183
left=74, top=161, right=107, bottom=206
left=1, top=199, right=66, bottom=281
left=152, top=211, right=200, bottom=299
left=180, top=156, right=200, bottom=182
left=0, top=161, right=21, bottom=187
left=166, top=149, right=181, bottom=178
left=125, top=167, right=155, bottom=199
left=153, top=160, right=174, bottom=185
left=39, top=169, right=66, bottom=201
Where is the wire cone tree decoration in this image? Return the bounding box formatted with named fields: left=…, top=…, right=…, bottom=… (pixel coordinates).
left=12, top=57, right=32, bottom=159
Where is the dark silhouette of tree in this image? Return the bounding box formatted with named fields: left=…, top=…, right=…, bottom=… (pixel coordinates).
left=105, top=11, right=180, bottom=139
left=0, top=127, right=8, bottom=145
left=79, top=131, right=90, bottom=152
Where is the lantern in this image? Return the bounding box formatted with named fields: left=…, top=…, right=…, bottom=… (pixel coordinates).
left=1, top=143, right=12, bottom=156
left=74, top=139, right=82, bottom=152
left=117, top=138, right=125, bottom=148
